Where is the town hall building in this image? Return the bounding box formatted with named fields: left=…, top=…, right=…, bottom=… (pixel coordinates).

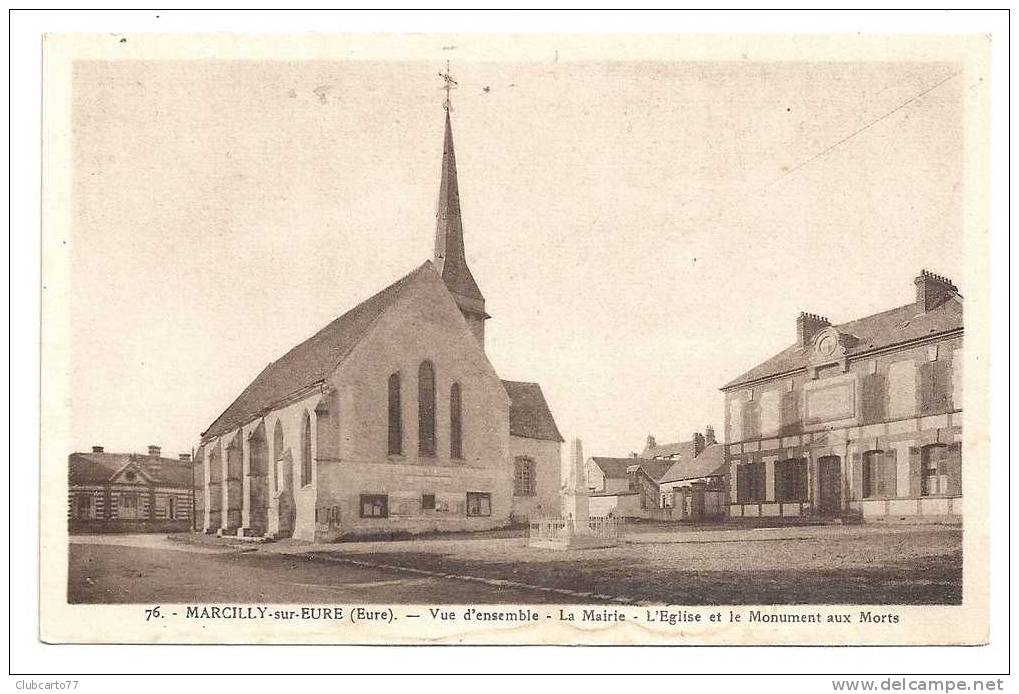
left=195, top=101, right=563, bottom=542
left=721, top=270, right=963, bottom=522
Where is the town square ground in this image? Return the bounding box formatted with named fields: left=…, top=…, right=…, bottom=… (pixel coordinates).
left=69, top=522, right=961, bottom=606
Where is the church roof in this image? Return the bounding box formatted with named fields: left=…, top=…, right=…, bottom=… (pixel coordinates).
left=722, top=297, right=963, bottom=390
left=658, top=444, right=726, bottom=485
left=502, top=380, right=564, bottom=442
left=68, top=452, right=194, bottom=488
left=434, top=110, right=485, bottom=304
left=202, top=263, right=433, bottom=441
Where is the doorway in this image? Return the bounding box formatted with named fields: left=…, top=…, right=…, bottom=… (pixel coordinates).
left=817, top=455, right=842, bottom=516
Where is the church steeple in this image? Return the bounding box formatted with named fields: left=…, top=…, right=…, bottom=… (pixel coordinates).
left=433, top=66, right=488, bottom=349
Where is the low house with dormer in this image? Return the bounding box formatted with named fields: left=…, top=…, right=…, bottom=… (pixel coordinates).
left=68, top=445, right=195, bottom=533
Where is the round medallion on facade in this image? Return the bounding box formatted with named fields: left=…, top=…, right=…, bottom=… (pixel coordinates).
left=813, top=327, right=843, bottom=360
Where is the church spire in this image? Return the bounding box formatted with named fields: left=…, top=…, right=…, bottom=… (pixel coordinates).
left=433, top=64, right=488, bottom=348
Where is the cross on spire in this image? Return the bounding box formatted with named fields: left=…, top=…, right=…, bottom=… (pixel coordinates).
left=438, top=60, right=457, bottom=111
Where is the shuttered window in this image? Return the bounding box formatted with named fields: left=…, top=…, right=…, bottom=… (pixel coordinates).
left=737, top=461, right=766, bottom=503
left=775, top=458, right=808, bottom=502
left=919, top=360, right=953, bottom=415
left=859, top=373, right=887, bottom=425
left=920, top=444, right=959, bottom=496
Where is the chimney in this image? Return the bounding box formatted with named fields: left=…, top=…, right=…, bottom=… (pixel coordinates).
left=914, top=269, right=958, bottom=313
left=704, top=425, right=716, bottom=447
left=178, top=453, right=191, bottom=462
left=797, top=312, right=830, bottom=347
left=646, top=434, right=657, bottom=451
left=147, top=445, right=161, bottom=458
left=692, top=432, right=706, bottom=456
left=91, top=445, right=104, bottom=454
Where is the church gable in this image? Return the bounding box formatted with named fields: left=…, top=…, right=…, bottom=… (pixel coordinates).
left=332, top=263, right=509, bottom=464
left=337, top=264, right=502, bottom=389
left=201, top=262, right=432, bottom=442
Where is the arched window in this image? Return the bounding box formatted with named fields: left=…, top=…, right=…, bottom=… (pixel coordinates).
left=300, top=411, right=312, bottom=487
left=272, top=420, right=284, bottom=492
left=418, top=361, right=436, bottom=456
left=388, top=372, right=402, bottom=455
left=450, top=382, right=462, bottom=459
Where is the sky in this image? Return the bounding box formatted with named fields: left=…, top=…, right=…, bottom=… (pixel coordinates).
left=69, top=57, right=963, bottom=461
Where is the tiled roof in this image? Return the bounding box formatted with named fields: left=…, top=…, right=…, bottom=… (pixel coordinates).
left=722, top=297, right=963, bottom=390
left=202, top=263, right=432, bottom=441
left=68, top=452, right=194, bottom=488
left=642, top=440, right=696, bottom=459
left=589, top=457, right=674, bottom=482
left=502, top=380, right=564, bottom=442
left=658, top=444, right=727, bottom=485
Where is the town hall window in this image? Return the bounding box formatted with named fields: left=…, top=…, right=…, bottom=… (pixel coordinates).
left=736, top=461, right=766, bottom=503
left=418, top=361, right=436, bottom=456
left=514, top=457, right=535, bottom=496
left=300, top=411, right=312, bottom=487
left=387, top=372, right=402, bottom=455
left=450, top=382, right=463, bottom=459
left=862, top=450, right=896, bottom=498
left=775, top=458, right=807, bottom=502
left=360, top=494, right=389, bottom=518
left=466, top=491, right=491, bottom=517
left=921, top=444, right=949, bottom=496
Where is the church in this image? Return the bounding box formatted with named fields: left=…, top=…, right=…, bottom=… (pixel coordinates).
left=195, top=100, right=563, bottom=542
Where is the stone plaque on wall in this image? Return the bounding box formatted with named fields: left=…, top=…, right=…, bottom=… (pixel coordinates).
left=805, top=378, right=855, bottom=423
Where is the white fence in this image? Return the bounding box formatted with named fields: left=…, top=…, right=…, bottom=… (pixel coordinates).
left=528, top=516, right=625, bottom=548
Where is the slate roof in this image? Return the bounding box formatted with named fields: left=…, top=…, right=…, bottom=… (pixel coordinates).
left=434, top=110, right=484, bottom=304
left=502, top=380, right=564, bottom=442
left=202, top=263, right=433, bottom=441
left=68, top=452, right=194, bottom=488
left=589, top=457, right=675, bottom=482
left=658, top=444, right=727, bottom=485
left=722, top=297, right=963, bottom=390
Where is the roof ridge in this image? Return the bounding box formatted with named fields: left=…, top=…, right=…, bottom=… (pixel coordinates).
left=202, top=262, right=435, bottom=440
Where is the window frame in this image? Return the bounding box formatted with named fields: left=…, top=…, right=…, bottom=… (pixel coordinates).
left=387, top=372, right=403, bottom=456
left=513, top=457, right=536, bottom=497
left=418, top=361, right=436, bottom=457
left=300, top=410, right=313, bottom=488
left=450, top=382, right=463, bottom=459
left=466, top=491, right=491, bottom=517
left=737, top=461, right=767, bottom=503
left=775, top=458, right=808, bottom=502
left=862, top=450, right=885, bottom=499
left=421, top=493, right=436, bottom=511
left=920, top=444, right=948, bottom=497
left=359, top=494, right=389, bottom=519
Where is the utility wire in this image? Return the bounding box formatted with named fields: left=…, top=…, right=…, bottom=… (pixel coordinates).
left=767, top=70, right=962, bottom=187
